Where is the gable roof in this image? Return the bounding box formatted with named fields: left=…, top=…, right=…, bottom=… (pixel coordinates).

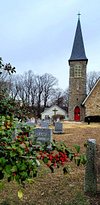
left=82, top=77, right=100, bottom=105
left=69, top=18, right=88, bottom=63
left=41, top=105, right=67, bottom=115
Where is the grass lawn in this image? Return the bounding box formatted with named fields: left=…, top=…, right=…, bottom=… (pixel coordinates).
left=0, top=122, right=100, bottom=205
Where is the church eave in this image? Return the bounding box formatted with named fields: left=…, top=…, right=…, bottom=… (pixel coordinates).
left=68, top=58, right=88, bottom=65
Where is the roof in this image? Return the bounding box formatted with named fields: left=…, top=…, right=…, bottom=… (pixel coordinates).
left=41, top=105, right=67, bottom=115
left=69, top=18, right=88, bottom=63
left=82, top=77, right=100, bottom=105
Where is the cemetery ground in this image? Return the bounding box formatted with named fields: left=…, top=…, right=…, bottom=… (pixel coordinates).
left=0, top=122, right=100, bottom=205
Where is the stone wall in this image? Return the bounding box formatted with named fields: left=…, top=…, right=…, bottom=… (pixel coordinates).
left=85, top=80, right=100, bottom=116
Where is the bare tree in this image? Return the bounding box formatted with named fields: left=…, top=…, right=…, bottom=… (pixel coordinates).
left=42, top=73, right=58, bottom=108
left=51, top=87, right=69, bottom=107
left=9, top=69, right=67, bottom=117
left=87, top=71, right=100, bottom=93
left=35, top=75, right=44, bottom=117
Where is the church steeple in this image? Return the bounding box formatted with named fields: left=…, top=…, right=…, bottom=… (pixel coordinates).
left=68, top=16, right=88, bottom=121
left=69, top=16, right=88, bottom=63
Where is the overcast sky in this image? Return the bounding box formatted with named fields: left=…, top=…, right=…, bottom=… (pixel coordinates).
left=0, top=0, right=100, bottom=90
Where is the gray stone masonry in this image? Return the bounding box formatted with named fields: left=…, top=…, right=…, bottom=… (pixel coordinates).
left=68, top=61, right=87, bottom=121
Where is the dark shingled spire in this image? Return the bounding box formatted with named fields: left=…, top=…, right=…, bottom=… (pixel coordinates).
left=69, top=18, right=88, bottom=63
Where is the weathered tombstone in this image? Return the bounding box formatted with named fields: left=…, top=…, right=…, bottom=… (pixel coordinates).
left=33, top=128, right=52, bottom=149
left=37, top=119, right=41, bottom=126
left=41, top=120, right=49, bottom=128
left=96, top=144, right=100, bottom=193
left=26, top=121, right=35, bottom=127
left=84, top=139, right=97, bottom=194
left=53, top=122, right=64, bottom=134
left=45, top=119, right=51, bottom=125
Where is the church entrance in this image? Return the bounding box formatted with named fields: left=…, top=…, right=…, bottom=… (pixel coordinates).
left=74, top=106, right=80, bottom=121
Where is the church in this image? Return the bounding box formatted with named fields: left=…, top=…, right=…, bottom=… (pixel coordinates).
left=68, top=16, right=100, bottom=121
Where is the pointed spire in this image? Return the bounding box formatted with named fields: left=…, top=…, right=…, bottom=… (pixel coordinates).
left=69, top=16, right=88, bottom=63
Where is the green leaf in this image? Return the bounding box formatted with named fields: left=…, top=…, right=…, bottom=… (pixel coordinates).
left=11, top=165, right=17, bottom=172
left=73, top=144, right=80, bottom=153
left=10, top=151, right=17, bottom=157
left=5, top=165, right=12, bottom=175
left=43, top=157, right=48, bottom=164
left=20, top=171, right=28, bottom=181
left=80, top=155, right=87, bottom=165
left=68, top=153, right=74, bottom=161
left=18, top=163, right=27, bottom=171
left=74, top=157, right=81, bottom=166
left=0, top=157, right=7, bottom=166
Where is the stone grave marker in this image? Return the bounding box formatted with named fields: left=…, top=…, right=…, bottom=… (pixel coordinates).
left=53, top=122, right=64, bottom=134
left=41, top=120, right=49, bottom=128
left=26, top=121, right=35, bottom=127
left=33, top=128, right=52, bottom=149
left=96, top=144, right=100, bottom=193
left=84, top=139, right=97, bottom=194
left=84, top=139, right=100, bottom=194
left=36, top=119, right=41, bottom=126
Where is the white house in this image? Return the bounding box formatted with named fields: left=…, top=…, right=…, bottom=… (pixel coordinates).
left=41, top=105, right=67, bottom=120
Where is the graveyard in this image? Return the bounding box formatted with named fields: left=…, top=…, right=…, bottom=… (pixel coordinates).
left=0, top=3, right=100, bottom=204
left=0, top=121, right=100, bottom=205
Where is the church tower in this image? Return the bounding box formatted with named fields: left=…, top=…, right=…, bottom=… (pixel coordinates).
left=68, top=16, right=88, bottom=121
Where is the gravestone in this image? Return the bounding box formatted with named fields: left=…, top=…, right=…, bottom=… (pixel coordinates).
left=41, top=120, right=49, bottom=128
left=96, top=144, right=100, bottom=193
left=45, top=119, right=51, bottom=125
left=84, top=139, right=97, bottom=194
left=26, top=121, right=35, bottom=127
left=36, top=119, right=41, bottom=126
left=33, top=128, right=52, bottom=149
left=53, top=122, right=64, bottom=134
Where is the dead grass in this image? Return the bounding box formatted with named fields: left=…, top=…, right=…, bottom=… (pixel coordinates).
left=0, top=122, right=100, bottom=205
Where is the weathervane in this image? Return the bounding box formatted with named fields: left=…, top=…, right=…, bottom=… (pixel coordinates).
left=77, top=12, right=81, bottom=20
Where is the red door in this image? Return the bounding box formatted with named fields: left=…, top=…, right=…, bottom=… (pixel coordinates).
left=74, top=106, right=80, bottom=121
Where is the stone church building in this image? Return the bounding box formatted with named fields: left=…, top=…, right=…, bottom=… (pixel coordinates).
left=68, top=17, right=100, bottom=121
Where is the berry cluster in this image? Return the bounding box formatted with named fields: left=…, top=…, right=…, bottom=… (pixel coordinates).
left=37, top=150, right=70, bottom=171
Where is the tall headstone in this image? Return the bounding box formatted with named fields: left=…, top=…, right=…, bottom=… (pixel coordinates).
left=53, top=122, right=64, bottom=134
left=41, top=120, right=49, bottom=128
left=33, top=128, right=52, bottom=149
left=96, top=144, right=100, bottom=193
left=84, top=139, right=97, bottom=194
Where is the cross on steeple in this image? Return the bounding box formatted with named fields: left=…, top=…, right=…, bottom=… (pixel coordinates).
left=78, top=12, right=81, bottom=20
